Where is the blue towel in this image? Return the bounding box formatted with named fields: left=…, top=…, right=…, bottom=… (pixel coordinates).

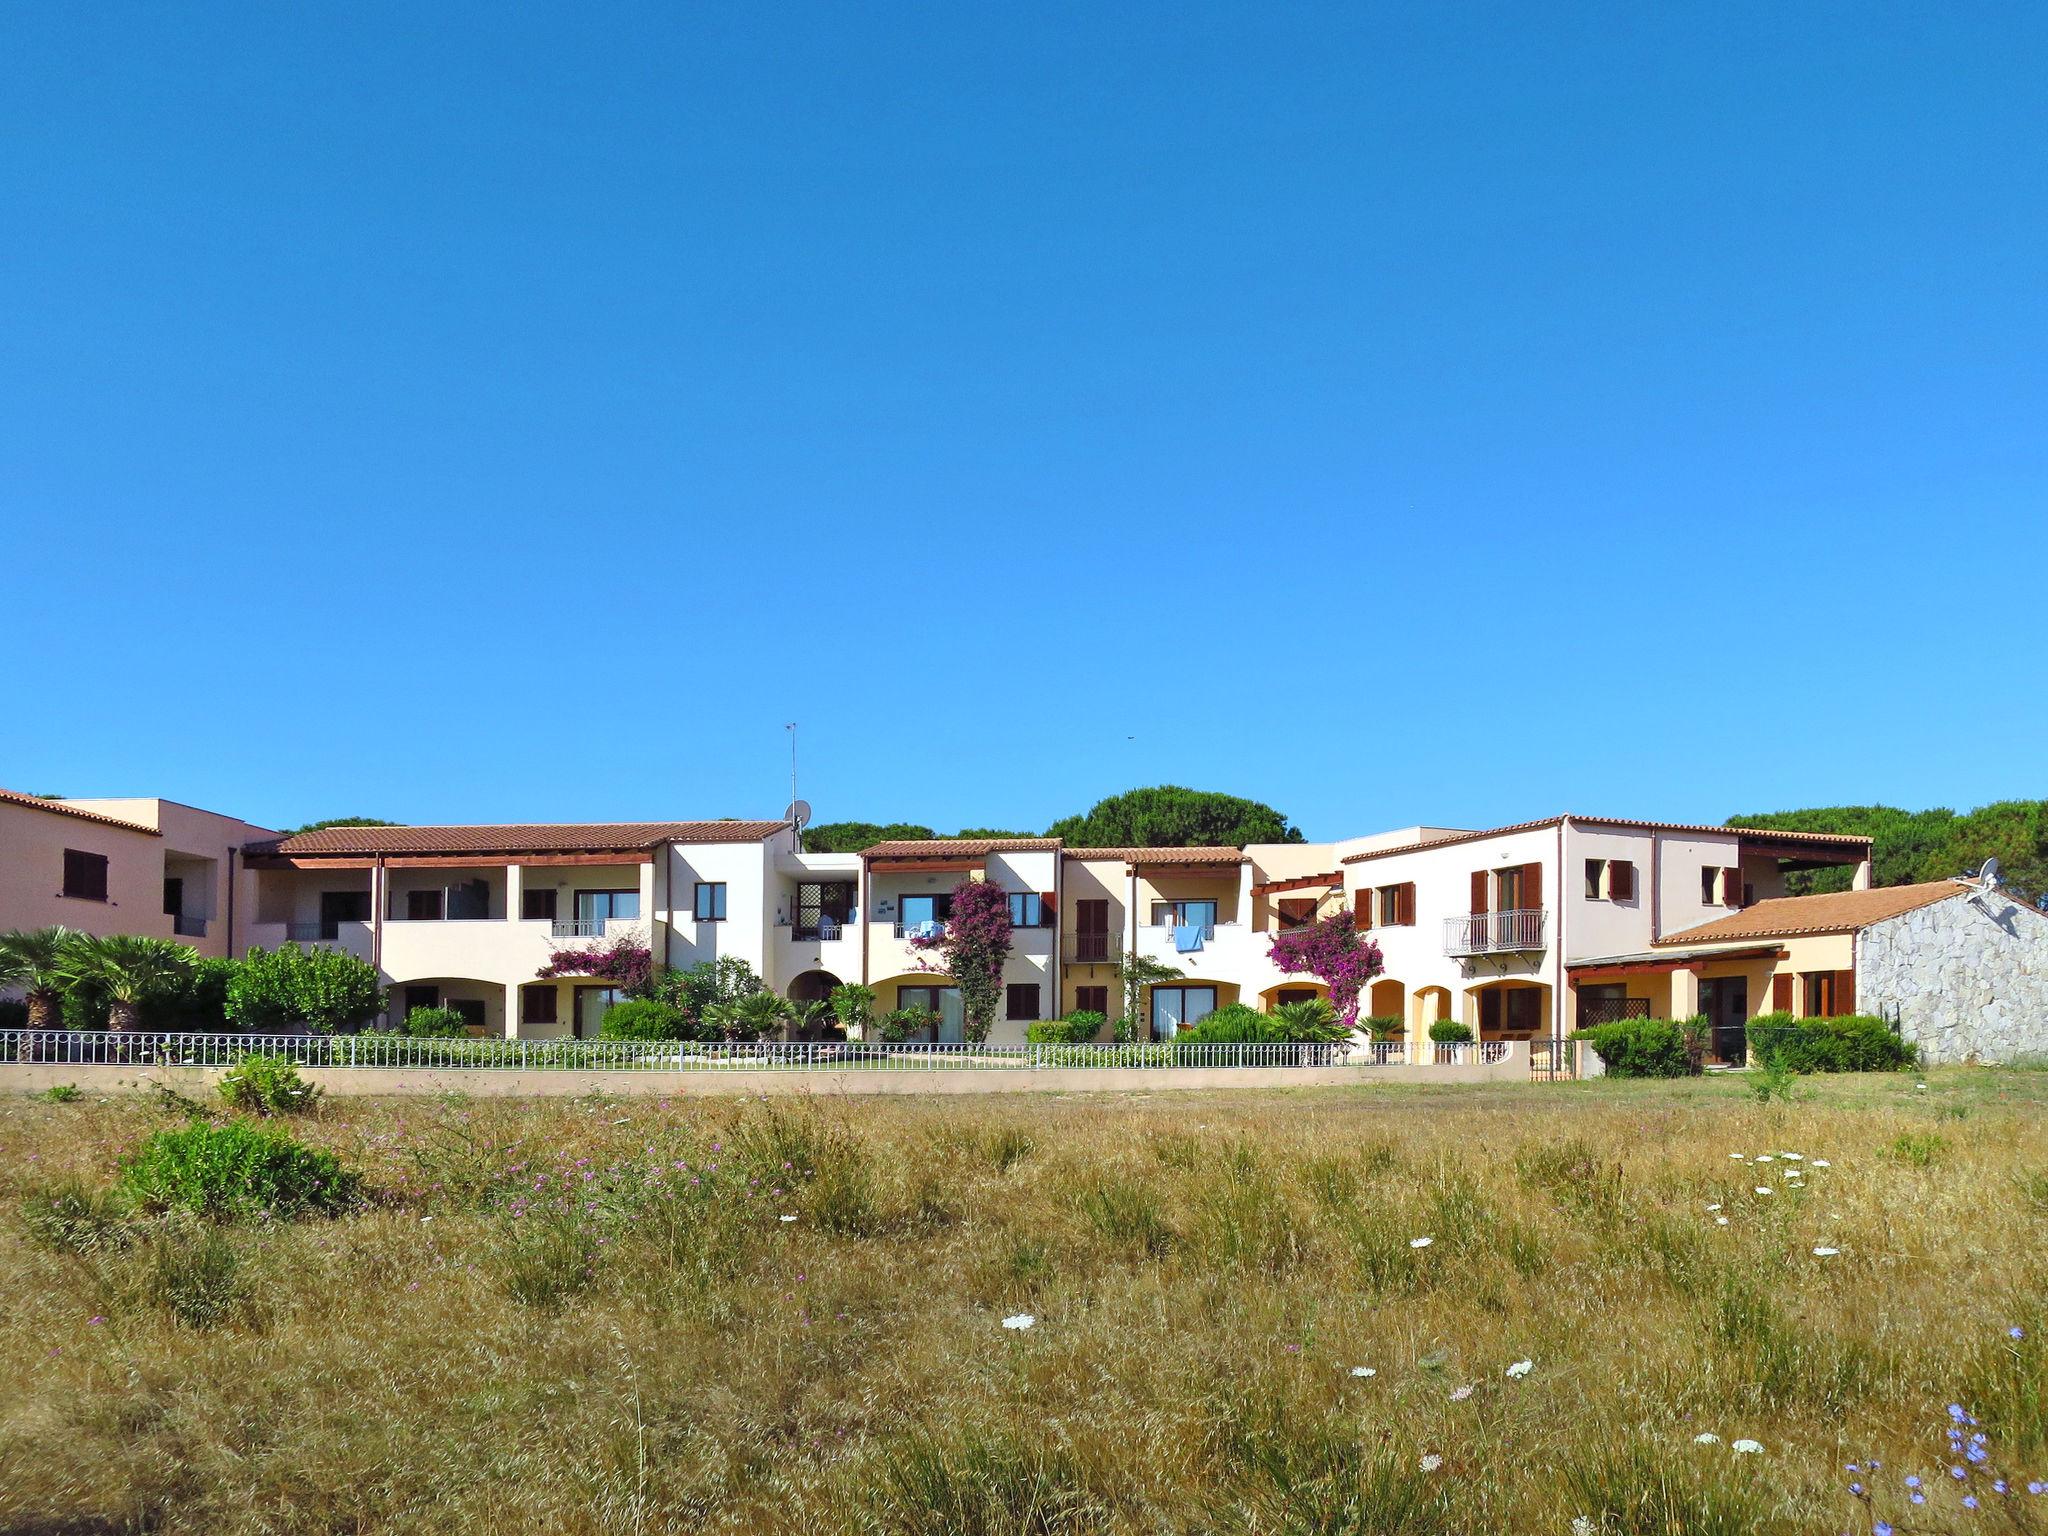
left=908, top=919, right=943, bottom=941
left=1174, top=922, right=1204, bottom=953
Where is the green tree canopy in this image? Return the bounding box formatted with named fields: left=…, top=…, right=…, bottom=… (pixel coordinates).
left=1046, top=786, right=1304, bottom=848
left=1728, top=802, right=2047, bottom=901
left=802, top=821, right=937, bottom=853
left=279, top=816, right=403, bottom=838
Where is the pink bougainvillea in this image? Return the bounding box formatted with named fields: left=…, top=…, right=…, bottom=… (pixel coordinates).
left=536, top=936, right=652, bottom=993
left=907, top=878, right=1013, bottom=1042
left=1267, top=912, right=1383, bottom=1028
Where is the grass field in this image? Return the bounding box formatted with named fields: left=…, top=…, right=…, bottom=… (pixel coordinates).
left=3, top=1068, right=2046, bottom=1535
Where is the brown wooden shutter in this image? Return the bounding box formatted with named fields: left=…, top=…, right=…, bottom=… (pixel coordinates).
left=1398, top=882, right=1416, bottom=926
left=1771, top=973, right=1792, bottom=1012
left=1470, top=870, right=1489, bottom=915
left=1610, top=861, right=1635, bottom=901
left=1518, top=862, right=1543, bottom=911
left=1354, top=889, right=1372, bottom=924
left=1833, top=969, right=1855, bottom=1017
left=1722, top=867, right=1742, bottom=907
left=1039, top=891, right=1056, bottom=923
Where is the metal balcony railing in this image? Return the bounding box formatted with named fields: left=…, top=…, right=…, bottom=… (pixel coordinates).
left=1062, top=933, right=1123, bottom=965
left=893, top=919, right=949, bottom=940
left=552, top=918, right=609, bottom=939
left=1442, top=909, right=1548, bottom=956
left=283, top=921, right=331, bottom=943
left=777, top=918, right=848, bottom=940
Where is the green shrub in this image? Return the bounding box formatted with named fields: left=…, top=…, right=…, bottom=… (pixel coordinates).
left=226, top=944, right=386, bottom=1033
left=118, top=1119, right=357, bottom=1219
left=38, top=1083, right=81, bottom=1103
left=1888, top=1131, right=1946, bottom=1168
left=1428, top=1018, right=1475, bottom=1045
left=829, top=983, right=877, bottom=1041
left=1748, top=1013, right=1915, bottom=1073
left=1176, top=1003, right=1270, bottom=1043
left=1572, top=1017, right=1692, bottom=1077
left=491, top=1209, right=599, bottom=1308
left=598, top=998, right=690, bottom=1041
left=1362, top=1014, right=1404, bottom=1041
left=878, top=1006, right=939, bottom=1043
left=1026, top=1010, right=1106, bottom=1044
left=218, top=1053, right=323, bottom=1115
left=400, top=1006, right=471, bottom=1038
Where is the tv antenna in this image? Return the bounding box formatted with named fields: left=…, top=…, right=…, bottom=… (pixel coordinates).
left=784, top=723, right=810, bottom=838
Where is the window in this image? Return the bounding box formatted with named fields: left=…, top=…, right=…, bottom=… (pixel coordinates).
left=1701, top=867, right=1718, bottom=905
left=403, top=985, right=439, bottom=1015
left=1006, top=983, right=1040, bottom=1020
left=1742, top=882, right=1755, bottom=908
left=450, top=999, right=486, bottom=1033
left=1610, top=861, right=1636, bottom=901
left=1376, top=884, right=1415, bottom=926
left=61, top=849, right=109, bottom=902
left=1008, top=892, right=1044, bottom=929
left=520, top=984, right=558, bottom=1025
left=1275, top=988, right=1318, bottom=1008
left=521, top=887, right=558, bottom=922
left=694, top=882, right=728, bottom=922
left=1585, top=859, right=1606, bottom=899
left=1801, top=970, right=1854, bottom=1018
left=794, top=881, right=854, bottom=937
left=1478, top=986, right=1543, bottom=1038
left=163, top=877, right=183, bottom=917
left=896, top=985, right=964, bottom=1042
left=1151, top=899, right=1218, bottom=931
left=1149, top=985, right=1217, bottom=1040
left=447, top=879, right=489, bottom=920
left=899, top=893, right=953, bottom=932
left=1276, top=897, right=1317, bottom=929
left=1075, top=985, right=1109, bottom=1015
left=575, top=889, right=640, bottom=923
left=407, top=888, right=444, bottom=921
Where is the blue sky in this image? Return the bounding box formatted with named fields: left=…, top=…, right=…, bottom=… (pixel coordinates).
left=4, top=3, right=2044, bottom=839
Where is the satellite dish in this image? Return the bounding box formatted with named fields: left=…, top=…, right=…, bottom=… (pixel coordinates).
left=1979, top=857, right=2002, bottom=890
left=785, top=799, right=812, bottom=831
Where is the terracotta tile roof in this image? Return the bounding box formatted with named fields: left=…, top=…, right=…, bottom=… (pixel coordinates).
left=254, top=820, right=788, bottom=858
left=0, top=788, right=161, bottom=835
left=1339, top=815, right=1873, bottom=864
left=1062, top=846, right=1246, bottom=864
left=864, top=838, right=1062, bottom=858
left=1653, top=881, right=1968, bottom=945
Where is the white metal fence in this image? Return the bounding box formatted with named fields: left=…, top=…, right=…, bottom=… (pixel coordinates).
left=0, top=1030, right=1520, bottom=1074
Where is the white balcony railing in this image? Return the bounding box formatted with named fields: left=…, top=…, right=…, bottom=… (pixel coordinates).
left=551, top=918, right=610, bottom=939
left=1443, top=909, right=1548, bottom=957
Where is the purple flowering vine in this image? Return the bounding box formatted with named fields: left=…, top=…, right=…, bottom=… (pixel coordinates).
left=536, top=936, right=652, bottom=993
left=1267, top=912, right=1383, bottom=1028
left=907, top=878, right=1012, bottom=1042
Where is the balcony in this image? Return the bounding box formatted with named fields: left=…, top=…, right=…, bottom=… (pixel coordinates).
left=550, top=918, right=614, bottom=939
left=1062, top=933, right=1123, bottom=965
left=172, top=915, right=208, bottom=939
left=1443, top=909, right=1548, bottom=957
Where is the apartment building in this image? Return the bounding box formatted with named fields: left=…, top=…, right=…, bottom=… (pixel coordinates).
left=1336, top=815, right=1874, bottom=1060
left=0, top=788, right=275, bottom=958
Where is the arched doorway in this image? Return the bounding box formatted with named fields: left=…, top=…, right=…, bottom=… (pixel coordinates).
left=1368, top=978, right=1405, bottom=1027
left=1410, top=986, right=1451, bottom=1037
left=1468, top=980, right=1551, bottom=1041
left=786, top=970, right=842, bottom=1005
left=1259, top=980, right=1329, bottom=1011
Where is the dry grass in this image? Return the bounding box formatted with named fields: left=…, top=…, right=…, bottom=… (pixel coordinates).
left=3, top=1068, right=2046, bottom=1535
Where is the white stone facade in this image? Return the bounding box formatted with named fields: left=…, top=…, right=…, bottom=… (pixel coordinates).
left=1857, top=892, right=2048, bottom=1065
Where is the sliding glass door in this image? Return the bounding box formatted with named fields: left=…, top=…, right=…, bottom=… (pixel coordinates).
left=1149, top=985, right=1217, bottom=1041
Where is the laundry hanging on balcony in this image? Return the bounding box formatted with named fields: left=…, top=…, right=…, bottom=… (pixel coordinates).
left=907, top=919, right=945, bottom=942
left=1174, top=922, right=1205, bottom=953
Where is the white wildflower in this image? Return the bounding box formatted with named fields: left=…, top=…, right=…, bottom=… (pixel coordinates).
left=1450, top=1384, right=1474, bottom=1401
left=779, top=1214, right=798, bottom=1223
left=1572, top=1518, right=1596, bottom=1536
left=1715, top=1216, right=1730, bottom=1226
left=1812, top=1159, right=1831, bottom=1168
left=1506, top=1359, right=1534, bottom=1379
left=1002, top=1313, right=1036, bottom=1331
left=1754, top=1186, right=1774, bottom=1196
left=1781, top=1152, right=1802, bottom=1161
left=1705, top=1202, right=1722, bottom=1211
left=1349, top=1366, right=1376, bottom=1378
left=1694, top=1432, right=1722, bottom=1445
left=1732, top=1439, right=1764, bottom=1454
left=1812, top=1246, right=1839, bottom=1257
left=1755, top=1154, right=1774, bottom=1163
left=1410, top=1236, right=1434, bottom=1249
left=1729, top=1152, right=1745, bottom=1159
left=1419, top=1452, right=1443, bottom=1472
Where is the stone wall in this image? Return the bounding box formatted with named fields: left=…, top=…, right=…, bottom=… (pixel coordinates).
left=1858, top=893, right=2048, bottom=1065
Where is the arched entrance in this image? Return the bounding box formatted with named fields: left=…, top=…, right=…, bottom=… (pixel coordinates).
left=1258, top=980, right=1329, bottom=1011
left=786, top=969, right=842, bottom=1005
left=1468, top=980, right=1551, bottom=1041
left=1410, top=986, right=1451, bottom=1037
left=1368, top=978, right=1406, bottom=1027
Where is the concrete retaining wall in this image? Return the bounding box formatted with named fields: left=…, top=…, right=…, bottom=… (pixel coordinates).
left=2, top=1048, right=1527, bottom=1099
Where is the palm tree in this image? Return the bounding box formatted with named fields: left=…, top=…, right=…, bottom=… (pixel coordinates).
left=0, top=926, right=85, bottom=1030
left=704, top=991, right=791, bottom=1043
left=63, top=935, right=195, bottom=1032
